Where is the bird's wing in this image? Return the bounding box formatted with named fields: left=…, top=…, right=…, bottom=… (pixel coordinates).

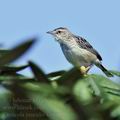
left=74, top=35, right=102, bottom=61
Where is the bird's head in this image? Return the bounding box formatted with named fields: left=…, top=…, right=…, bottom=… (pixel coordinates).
left=47, top=27, right=73, bottom=43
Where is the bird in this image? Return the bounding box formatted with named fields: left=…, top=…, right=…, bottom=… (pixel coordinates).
left=47, top=27, right=113, bottom=77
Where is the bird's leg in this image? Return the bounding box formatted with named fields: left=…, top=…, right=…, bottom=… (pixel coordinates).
left=79, top=66, right=87, bottom=76
left=79, top=66, right=91, bottom=76
left=85, top=66, right=91, bottom=73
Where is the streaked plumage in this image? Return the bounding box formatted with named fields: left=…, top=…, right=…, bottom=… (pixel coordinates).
left=74, top=36, right=102, bottom=61
left=47, top=27, right=113, bottom=77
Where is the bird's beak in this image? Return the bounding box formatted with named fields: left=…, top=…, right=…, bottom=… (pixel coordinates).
left=46, top=31, right=54, bottom=35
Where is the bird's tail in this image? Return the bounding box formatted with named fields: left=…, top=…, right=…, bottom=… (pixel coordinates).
left=95, top=63, right=113, bottom=77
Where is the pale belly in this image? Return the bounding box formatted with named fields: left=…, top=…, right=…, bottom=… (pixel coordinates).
left=61, top=45, right=97, bottom=67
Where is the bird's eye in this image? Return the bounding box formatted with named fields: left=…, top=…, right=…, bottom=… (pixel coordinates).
left=56, top=31, right=61, bottom=34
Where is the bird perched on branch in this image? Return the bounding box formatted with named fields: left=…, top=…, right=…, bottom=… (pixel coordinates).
left=47, top=27, right=113, bottom=77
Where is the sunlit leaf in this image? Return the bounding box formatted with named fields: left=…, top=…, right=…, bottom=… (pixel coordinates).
left=88, top=74, right=120, bottom=102
left=90, top=74, right=120, bottom=90
left=86, top=75, right=105, bottom=97
left=73, top=80, right=93, bottom=104
left=23, top=82, right=69, bottom=96
left=27, top=92, right=77, bottom=120
left=111, top=105, right=120, bottom=118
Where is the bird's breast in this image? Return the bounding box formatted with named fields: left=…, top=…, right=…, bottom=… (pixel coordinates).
left=60, top=43, right=97, bottom=67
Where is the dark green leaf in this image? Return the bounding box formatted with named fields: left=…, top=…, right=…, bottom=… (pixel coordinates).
left=111, top=105, right=120, bottom=118
left=0, top=75, right=35, bottom=84
left=0, top=65, right=28, bottom=74
left=47, top=70, right=66, bottom=78
left=9, top=82, right=47, bottom=120
left=109, top=70, right=120, bottom=77
left=90, top=74, right=120, bottom=90
left=87, top=75, right=104, bottom=97
left=58, top=68, right=83, bottom=87
left=27, top=92, right=77, bottom=120
left=66, top=96, right=89, bottom=120
left=0, top=38, right=36, bottom=66
left=73, top=80, right=93, bottom=104
left=87, top=74, right=120, bottom=102
left=28, top=61, right=49, bottom=83
left=0, top=88, right=11, bottom=112
left=0, top=50, right=10, bottom=57
left=67, top=96, right=104, bottom=120
left=23, top=82, right=69, bottom=96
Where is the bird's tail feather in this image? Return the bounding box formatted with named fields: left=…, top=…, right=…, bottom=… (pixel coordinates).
left=96, top=63, right=113, bottom=77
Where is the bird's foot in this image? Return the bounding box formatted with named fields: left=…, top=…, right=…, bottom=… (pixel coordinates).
left=80, top=66, right=91, bottom=76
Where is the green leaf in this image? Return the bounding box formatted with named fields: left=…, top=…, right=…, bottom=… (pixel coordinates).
left=73, top=80, right=93, bottom=104
left=90, top=74, right=120, bottom=90
left=58, top=68, right=83, bottom=87
left=27, top=92, right=77, bottom=120
left=47, top=70, right=66, bottom=78
left=0, top=50, right=11, bottom=57
left=88, top=74, right=120, bottom=102
left=109, top=70, right=120, bottom=77
left=65, top=96, right=89, bottom=120
left=111, top=105, right=120, bottom=118
left=0, top=86, right=12, bottom=120
left=0, top=64, right=28, bottom=74
left=0, top=75, right=35, bottom=84
left=28, top=61, right=49, bottom=83
left=23, top=82, right=69, bottom=96
left=23, top=83, right=75, bottom=119
left=4, top=81, right=47, bottom=120
left=0, top=88, right=11, bottom=112
left=0, top=38, right=36, bottom=66
left=87, top=75, right=105, bottom=97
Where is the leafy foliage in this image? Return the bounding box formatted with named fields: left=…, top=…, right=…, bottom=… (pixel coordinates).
left=0, top=37, right=120, bottom=120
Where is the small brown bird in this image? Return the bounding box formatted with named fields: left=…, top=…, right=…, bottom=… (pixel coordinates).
left=47, top=27, right=113, bottom=77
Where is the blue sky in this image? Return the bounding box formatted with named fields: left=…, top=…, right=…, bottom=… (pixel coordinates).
left=0, top=0, right=120, bottom=75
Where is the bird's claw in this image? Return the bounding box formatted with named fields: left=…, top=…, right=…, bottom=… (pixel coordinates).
left=80, top=66, right=90, bottom=76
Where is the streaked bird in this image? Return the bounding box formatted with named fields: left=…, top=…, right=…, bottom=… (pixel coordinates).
left=47, top=27, right=113, bottom=77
